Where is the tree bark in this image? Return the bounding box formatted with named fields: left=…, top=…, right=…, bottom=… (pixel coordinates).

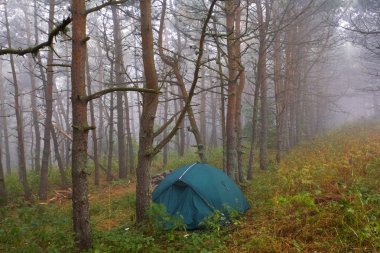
left=172, top=85, right=185, bottom=156
left=200, top=67, right=207, bottom=147
left=235, top=4, right=245, bottom=183
left=247, top=73, right=260, bottom=180
left=96, top=43, right=106, bottom=160
left=178, top=97, right=186, bottom=156
left=53, top=86, right=69, bottom=168
left=71, top=0, right=92, bottom=249
left=0, top=132, right=6, bottom=206
left=124, top=92, right=135, bottom=175
left=4, top=1, right=31, bottom=200
left=51, top=127, right=68, bottom=188
left=24, top=7, right=41, bottom=173
left=29, top=63, right=41, bottom=173
left=257, top=0, right=269, bottom=171
left=86, top=49, right=100, bottom=186
left=39, top=0, right=56, bottom=200
left=225, top=0, right=239, bottom=180
left=111, top=6, right=127, bottom=180
left=209, top=91, right=217, bottom=147
left=107, top=92, right=115, bottom=182
left=64, top=56, right=72, bottom=167
left=163, top=86, right=169, bottom=166
left=283, top=26, right=294, bottom=150
left=106, top=56, right=115, bottom=182
left=0, top=59, right=11, bottom=175
left=214, top=29, right=227, bottom=172
left=136, top=0, right=159, bottom=223
left=273, top=1, right=283, bottom=163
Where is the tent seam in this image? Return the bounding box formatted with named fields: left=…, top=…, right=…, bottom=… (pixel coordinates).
left=178, top=162, right=197, bottom=180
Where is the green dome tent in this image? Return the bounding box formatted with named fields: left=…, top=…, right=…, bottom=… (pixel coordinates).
left=152, top=163, right=249, bottom=229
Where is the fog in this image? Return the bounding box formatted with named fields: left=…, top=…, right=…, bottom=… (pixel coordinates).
left=0, top=0, right=379, bottom=172
left=326, top=42, right=379, bottom=128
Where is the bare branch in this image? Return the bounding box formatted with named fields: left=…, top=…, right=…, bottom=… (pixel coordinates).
left=0, top=17, right=71, bottom=56
left=86, top=0, right=130, bottom=15
left=153, top=0, right=218, bottom=154
left=0, top=0, right=131, bottom=56
left=52, top=123, right=109, bottom=175
left=153, top=110, right=181, bottom=138
left=83, top=87, right=158, bottom=102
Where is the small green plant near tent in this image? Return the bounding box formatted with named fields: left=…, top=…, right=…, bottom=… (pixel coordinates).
left=146, top=203, right=187, bottom=231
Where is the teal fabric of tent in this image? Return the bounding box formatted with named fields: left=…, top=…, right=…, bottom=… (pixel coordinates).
left=152, top=163, right=249, bottom=229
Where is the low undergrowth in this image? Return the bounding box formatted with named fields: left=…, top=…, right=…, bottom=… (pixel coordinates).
left=0, top=122, right=379, bottom=252
left=225, top=122, right=380, bottom=252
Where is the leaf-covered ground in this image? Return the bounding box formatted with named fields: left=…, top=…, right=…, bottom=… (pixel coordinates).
left=0, top=122, right=379, bottom=252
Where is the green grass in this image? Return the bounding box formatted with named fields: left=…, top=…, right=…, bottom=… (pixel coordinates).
left=1, top=122, right=380, bottom=252
left=0, top=204, right=74, bottom=252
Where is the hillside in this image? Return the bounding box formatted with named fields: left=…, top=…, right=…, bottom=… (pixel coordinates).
left=226, top=122, right=380, bottom=252
left=0, top=122, right=380, bottom=252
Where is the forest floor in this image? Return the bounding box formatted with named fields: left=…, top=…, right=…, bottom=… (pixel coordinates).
left=0, top=121, right=380, bottom=252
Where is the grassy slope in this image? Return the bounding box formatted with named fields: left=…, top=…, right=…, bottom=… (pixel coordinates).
left=0, top=122, right=380, bottom=252
left=226, top=122, right=380, bottom=252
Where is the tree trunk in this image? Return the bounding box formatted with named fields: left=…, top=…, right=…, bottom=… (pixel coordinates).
left=172, top=4, right=185, bottom=158
left=294, top=34, right=303, bottom=144
left=163, top=86, right=169, bottom=166
left=209, top=91, right=217, bottom=147
left=24, top=9, right=41, bottom=173
left=373, top=91, right=380, bottom=118
left=53, top=90, right=68, bottom=167
left=214, top=29, right=227, bottom=172
left=96, top=43, right=105, bottom=160
left=106, top=59, right=115, bottom=182
left=136, top=0, right=159, bottom=223
left=65, top=64, right=72, bottom=167
left=71, top=0, right=92, bottom=249
left=124, top=92, right=135, bottom=175
left=0, top=59, right=11, bottom=175
left=0, top=132, right=6, bottom=206
left=28, top=60, right=41, bottom=173
left=111, top=6, right=127, bottom=180
left=0, top=115, right=10, bottom=176
left=39, top=0, right=56, bottom=200
left=295, top=74, right=303, bottom=144
left=283, top=26, right=294, bottom=151
left=107, top=92, right=115, bottom=182
left=178, top=99, right=186, bottom=156
left=86, top=49, right=100, bottom=186
left=98, top=96, right=105, bottom=156
left=257, top=0, right=269, bottom=171
left=273, top=1, right=283, bottom=163
left=175, top=67, right=206, bottom=162
left=157, top=1, right=206, bottom=162
left=51, top=127, right=68, bottom=188
left=247, top=74, right=260, bottom=180
left=172, top=85, right=185, bottom=156
left=4, top=1, right=31, bottom=200
left=200, top=67, right=207, bottom=147
left=235, top=4, right=245, bottom=183
left=225, top=0, right=238, bottom=180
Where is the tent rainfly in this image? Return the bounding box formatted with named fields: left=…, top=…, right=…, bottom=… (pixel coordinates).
left=152, top=163, right=249, bottom=229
